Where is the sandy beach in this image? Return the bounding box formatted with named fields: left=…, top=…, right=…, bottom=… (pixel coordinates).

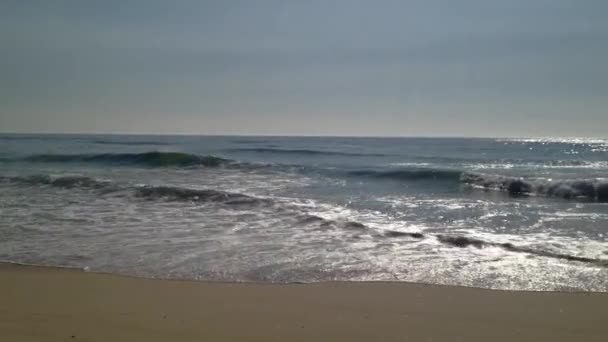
left=1, top=263, right=607, bottom=341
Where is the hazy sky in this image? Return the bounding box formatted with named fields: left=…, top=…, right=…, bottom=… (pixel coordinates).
left=1, top=0, right=607, bottom=137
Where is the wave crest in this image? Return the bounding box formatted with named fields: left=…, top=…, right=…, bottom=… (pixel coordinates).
left=2, top=173, right=273, bottom=207
left=135, top=185, right=272, bottom=206
left=1, top=174, right=112, bottom=189
left=437, top=235, right=608, bottom=267
left=462, top=173, right=608, bottom=202
left=25, top=152, right=232, bottom=167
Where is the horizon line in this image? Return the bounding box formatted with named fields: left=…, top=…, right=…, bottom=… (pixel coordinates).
left=0, top=131, right=606, bottom=140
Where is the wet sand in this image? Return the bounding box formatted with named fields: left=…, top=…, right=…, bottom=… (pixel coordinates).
left=1, top=263, right=607, bottom=341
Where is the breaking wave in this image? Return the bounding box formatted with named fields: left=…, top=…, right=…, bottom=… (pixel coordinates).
left=0, top=174, right=112, bottom=189
left=24, top=152, right=233, bottom=168
left=135, top=186, right=273, bottom=206
left=3, top=172, right=607, bottom=268
left=293, top=216, right=607, bottom=266
left=462, top=173, right=608, bottom=202
left=1, top=174, right=273, bottom=207
left=437, top=235, right=608, bottom=267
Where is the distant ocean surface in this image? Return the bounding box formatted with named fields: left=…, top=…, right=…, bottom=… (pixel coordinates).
left=1, top=134, right=607, bottom=291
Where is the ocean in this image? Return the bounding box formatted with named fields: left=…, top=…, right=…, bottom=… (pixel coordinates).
left=1, top=134, right=607, bottom=291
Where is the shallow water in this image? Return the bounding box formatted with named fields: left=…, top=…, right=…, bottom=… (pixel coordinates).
left=1, top=134, right=607, bottom=291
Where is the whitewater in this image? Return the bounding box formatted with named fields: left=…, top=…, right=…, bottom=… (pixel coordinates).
left=1, top=134, right=607, bottom=291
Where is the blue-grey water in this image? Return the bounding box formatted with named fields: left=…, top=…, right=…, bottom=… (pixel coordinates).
left=1, top=134, right=607, bottom=291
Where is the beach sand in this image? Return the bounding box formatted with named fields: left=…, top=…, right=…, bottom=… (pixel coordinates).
left=1, top=263, right=607, bottom=341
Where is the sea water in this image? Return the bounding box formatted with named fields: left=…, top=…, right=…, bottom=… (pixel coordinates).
left=1, top=134, right=607, bottom=291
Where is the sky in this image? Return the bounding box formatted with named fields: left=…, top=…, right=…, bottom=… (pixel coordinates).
left=1, top=0, right=607, bottom=137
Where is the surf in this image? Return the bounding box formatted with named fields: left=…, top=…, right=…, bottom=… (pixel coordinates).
left=462, top=172, right=608, bottom=202
left=23, top=152, right=233, bottom=168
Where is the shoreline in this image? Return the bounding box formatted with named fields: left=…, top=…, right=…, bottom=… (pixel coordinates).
left=3, top=260, right=607, bottom=294
left=2, top=262, right=608, bottom=341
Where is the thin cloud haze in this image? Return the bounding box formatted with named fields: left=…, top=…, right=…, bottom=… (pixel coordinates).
left=1, top=0, right=607, bottom=136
